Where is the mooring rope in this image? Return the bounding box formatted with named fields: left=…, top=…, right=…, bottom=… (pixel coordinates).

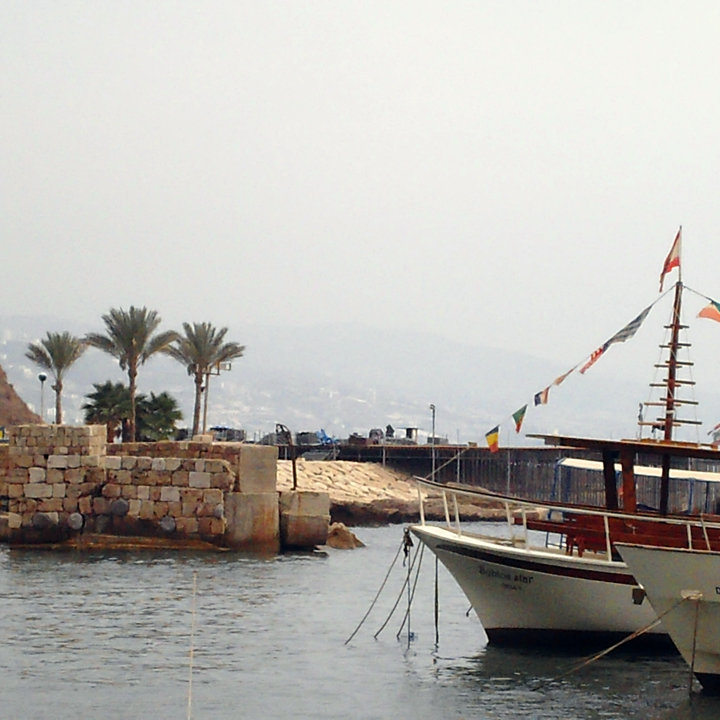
left=434, top=555, right=440, bottom=646
left=373, top=532, right=422, bottom=640
left=688, top=594, right=702, bottom=695
left=344, top=534, right=405, bottom=645
left=534, top=595, right=690, bottom=691
left=395, top=542, right=425, bottom=643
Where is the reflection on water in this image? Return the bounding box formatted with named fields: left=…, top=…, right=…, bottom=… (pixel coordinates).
left=0, top=525, right=719, bottom=719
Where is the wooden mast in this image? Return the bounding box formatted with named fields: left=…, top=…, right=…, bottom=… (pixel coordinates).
left=659, top=278, right=683, bottom=514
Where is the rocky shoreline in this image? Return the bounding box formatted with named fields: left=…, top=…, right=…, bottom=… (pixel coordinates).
left=276, top=459, right=507, bottom=526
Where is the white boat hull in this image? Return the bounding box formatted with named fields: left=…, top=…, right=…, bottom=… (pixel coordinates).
left=618, top=544, right=720, bottom=693
left=411, top=524, right=666, bottom=649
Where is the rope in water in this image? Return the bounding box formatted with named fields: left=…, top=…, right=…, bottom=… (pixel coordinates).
left=344, top=534, right=405, bottom=645
left=395, top=542, right=425, bottom=643
left=373, top=530, right=421, bottom=640
left=534, top=595, right=691, bottom=691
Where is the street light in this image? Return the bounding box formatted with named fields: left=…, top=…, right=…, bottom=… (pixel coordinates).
left=38, top=373, right=47, bottom=423
left=202, top=361, right=233, bottom=434
left=429, top=403, right=436, bottom=479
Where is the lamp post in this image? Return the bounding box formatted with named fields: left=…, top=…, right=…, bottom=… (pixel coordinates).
left=38, top=373, right=47, bottom=423
left=429, top=403, right=436, bottom=479
left=202, top=361, right=233, bottom=434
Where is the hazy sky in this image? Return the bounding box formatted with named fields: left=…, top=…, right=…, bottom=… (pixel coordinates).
left=4, top=1, right=720, bottom=371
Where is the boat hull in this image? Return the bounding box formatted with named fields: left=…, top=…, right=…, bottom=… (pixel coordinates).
left=617, top=544, right=720, bottom=693
left=411, top=524, right=668, bottom=650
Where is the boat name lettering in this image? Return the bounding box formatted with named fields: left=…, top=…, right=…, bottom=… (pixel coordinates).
left=478, top=565, right=533, bottom=585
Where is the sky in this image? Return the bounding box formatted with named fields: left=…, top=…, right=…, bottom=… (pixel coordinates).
left=3, top=1, right=720, bottom=375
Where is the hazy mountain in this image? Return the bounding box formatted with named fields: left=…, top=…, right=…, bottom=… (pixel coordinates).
left=2, top=315, right=719, bottom=446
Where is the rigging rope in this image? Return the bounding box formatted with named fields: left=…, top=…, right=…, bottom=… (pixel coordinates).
left=533, top=595, right=690, bottom=691
left=344, top=534, right=405, bottom=645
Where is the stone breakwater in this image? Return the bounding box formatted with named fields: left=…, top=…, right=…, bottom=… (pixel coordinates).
left=276, top=459, right=506, bottom=525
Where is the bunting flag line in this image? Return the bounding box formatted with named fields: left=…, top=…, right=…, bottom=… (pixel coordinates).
left=605, top=305, right=653, bottom=346
left=659, top=226, right=682, bottom=292
left=534, top=387, right=549, bottom=406
left=553, top=367, right=575, bottom=386
left=698, top=300, right=720, bottom=324
left=512, top=404, right=528, bottom=434
left=580, top=345, right=606, bottom=374
left=485, top=425, right=500, bottom=453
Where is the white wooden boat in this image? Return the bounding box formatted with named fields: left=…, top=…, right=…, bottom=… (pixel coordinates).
left=617, top=542, right=720, bottom=693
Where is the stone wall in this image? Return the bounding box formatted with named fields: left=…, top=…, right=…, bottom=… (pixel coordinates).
left=0, top=426, right=254, bottom=545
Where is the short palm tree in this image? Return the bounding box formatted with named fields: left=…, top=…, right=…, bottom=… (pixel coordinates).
left=81, top=381, right=133, bottom=442
left=136, top=391, right=183, bottom=441
left=25, top=331, right=86, bottom=424
left=165, top=322, right=245, bottom=436
left=85, top=307, right=178, bottom=442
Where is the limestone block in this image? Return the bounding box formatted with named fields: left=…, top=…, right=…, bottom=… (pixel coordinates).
left=136, top=456, right=152, bottom=471
left=151, top=458, right=166, bottom=471
left=48, top=455, right=68, bottom=469
left=121, top=485, right=138, bottom=500
left=236, top=445, right=277, bottom=493
left=279, top=491, right=330, bottom=517
left=194, top=459, right=206, bottom=472
left=189, top=471, right=211, bottom=489
left=52, top=483, right=66, bottom=498
left=149, top=487, right=161, bottom=502
left=105, top=456, right=122, bottom=470
left=25, top=483, right=53, bottom=499
left=137, top=486, right=150, bottom=501
left=166, top=458, right=182, bottom=472
left=81, top=455, right=102, bottom=468
left=28, top=467, right=46, bottom=483
left=160, top=486, right=180, bottom=503
left=66, top=455, right=81, bottom=469
left=176, top=517, right=199, bottom=535
left=63, top=498, right=79, bottom=513
left=203, top=489, right=223, bottom=505
left=65, top=468, right=83, bottom=484
left=78, top=496, right=93, bottom=515
left=46, top=468, right=63, bottom=484
left=168, top=501, right=182, bottom=517
left=153, top=501, right=169, bottom=518
left=128, top=499, right=141, bottom=518
left=121, top=456, right=137, bottom=470
left=15, top=455, right=33, bottom=469
left=102, top=483, right=122, bottom=499
left=8, top=484, right=23, bottom=498
left=210, top=472, right=234, bottom=491
left=38, top=498, right=63, bottom=513
left=224, top=492, right=279, bottom=551
left=172, top=471, right=189, bottom=486
left=139, top=501, right=154, bottom=520
left=280, top=513, right=330, bottom=549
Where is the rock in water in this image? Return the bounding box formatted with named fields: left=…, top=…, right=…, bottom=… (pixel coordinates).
left=326, top=522, right=365, bottom=549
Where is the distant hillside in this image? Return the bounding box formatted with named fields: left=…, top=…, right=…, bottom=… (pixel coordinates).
left=0, top=363, right=41, bottom=426
left=1, top=315, right=718, bottom=445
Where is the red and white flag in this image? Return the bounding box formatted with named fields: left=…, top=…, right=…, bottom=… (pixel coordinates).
left=659, top=227, right=682, bottom=292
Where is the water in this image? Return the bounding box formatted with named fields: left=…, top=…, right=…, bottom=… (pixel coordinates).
left=1, top=524, right=719, bottom=719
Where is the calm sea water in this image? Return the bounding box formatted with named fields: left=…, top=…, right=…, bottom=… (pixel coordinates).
left=1, top=523, right=719, bottom=720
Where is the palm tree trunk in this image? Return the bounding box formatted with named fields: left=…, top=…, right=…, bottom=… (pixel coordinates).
left=128, top=362, right=138, bottom=442
left=53, top=380, right=63, bottom=424
left=192, top=372, right=203, bottom=437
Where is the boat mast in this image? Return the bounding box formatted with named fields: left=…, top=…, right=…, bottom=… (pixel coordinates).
left=663, top=279, right=683, bottom=442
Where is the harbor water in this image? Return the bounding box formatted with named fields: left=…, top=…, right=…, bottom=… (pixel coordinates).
left=1, top=523, right=719, bottom=720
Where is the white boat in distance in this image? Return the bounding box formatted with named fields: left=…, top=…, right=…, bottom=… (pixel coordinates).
left=618, top=542, right=720, bottom=694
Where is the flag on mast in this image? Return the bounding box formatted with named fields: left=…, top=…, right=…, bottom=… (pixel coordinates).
left=485, top=426, right=500, bottom=453
left=659, top=227, right=682, bottom=292
left=698, top=300, right=720, bottom=324
left=512, top=405, right=528, bottom=434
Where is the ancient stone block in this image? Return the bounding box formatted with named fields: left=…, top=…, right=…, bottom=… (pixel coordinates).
left=25, top=483, right=53, bottom=499
left=149, top=487, right=161, bottom=502
left=136, top=457, right=152, bottom=471
left=121, top=485, right=138, bottom=499
left=137, top=486, right=150, bottom=501
left=171, top=471, right=189, bottom=486
left=165, top=458, right=181, bottom=472
left=28, top=467, right=46, bottom=483
left=78, top=496, right=93, bottom=515
left=65, top=468, right=83, bottom=484
left=52, top=483, right=66, bottom=498
left=121, top=456, right=137, bottom=470
left=189, top=471, right=211, bottom=489
left=153, top=501, right=169, bottom=518
left=168, top=501, right=182, bottom=517
left=151, top=458, right=166, bottom=471
left=38, top=498, right=63, bottom=513
left=160, top=486, right=180, bottom=503
left=63, top=498, right=79, bottom=513
left=93, top=497, right=111, bottom=514
left=48, top=455, right=68, bottom=469
left=236, top=445, right=277, bottom=493
left=128, top=499, right=141, bottom=518
left=102, top=483, right=122, bottom=499
left=139, top=501, right=154, bottom=520
left=66, top=455, right=81, bottom=469
left=8, top=484, right=24, bottom=498
left=203, top=489, right=223, bottom=505
left=105, top=456, right=122, bottom=470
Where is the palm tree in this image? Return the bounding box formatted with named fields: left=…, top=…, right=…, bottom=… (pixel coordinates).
left=165, top=322, right=245, bottom=436
left=136, top=391, right=183, bottom=441
left=85, top=307, right=178, bottom=442
left=25, top=331, right=86, bottom=424
left=81, top=381, right=132, bottom=442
